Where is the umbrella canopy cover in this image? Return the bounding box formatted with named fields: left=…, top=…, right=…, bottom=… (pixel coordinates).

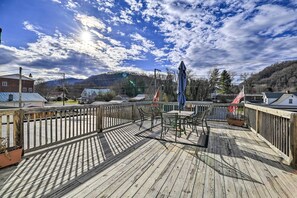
left=177, top=61, right=187, bottom=111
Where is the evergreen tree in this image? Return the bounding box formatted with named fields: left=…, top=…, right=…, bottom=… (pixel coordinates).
left=209, top=68, right=220, bottom=93
left=219, top=70, right=232, bottom=94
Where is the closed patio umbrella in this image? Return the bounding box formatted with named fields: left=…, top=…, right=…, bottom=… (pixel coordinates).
left=177, top=61, right=187, bottom=111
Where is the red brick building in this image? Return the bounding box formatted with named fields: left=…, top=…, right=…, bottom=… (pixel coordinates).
left=0, top=74, right=34, bottom=92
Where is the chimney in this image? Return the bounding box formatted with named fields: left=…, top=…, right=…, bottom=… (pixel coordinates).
left=8, top=94, right=13, bottom=101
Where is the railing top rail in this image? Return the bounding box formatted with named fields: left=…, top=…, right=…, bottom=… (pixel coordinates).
left=244, top=103, right=293, bottom=119
left=0, top=108, right=19, bottom=115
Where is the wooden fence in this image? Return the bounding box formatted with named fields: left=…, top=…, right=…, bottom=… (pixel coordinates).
left=0, top=102, right=156, bottom=153
left=2, top=102, right=297, bottom=167
left=161, top=102, right=244, bottom=121
left=245, top=104, right=297, bottom=167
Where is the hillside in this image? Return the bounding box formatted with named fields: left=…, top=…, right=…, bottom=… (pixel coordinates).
left=39, top=72, right=157, bottom=98
left=246, top=60, right=297, bottom=92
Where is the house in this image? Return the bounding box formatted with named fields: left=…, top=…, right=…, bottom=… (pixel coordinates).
left=0, top=74, right=34, bottom=93
left=79, top=88, right=111, bottom=104
left=0, top=92, right=47, bottom=108
left=262, top=92, right=284, bottom=105
left=270, top=93, right=297, bottom=106
left=129, top=94, right=146, bottom=102
left=46, top=92, right=65, bottom=101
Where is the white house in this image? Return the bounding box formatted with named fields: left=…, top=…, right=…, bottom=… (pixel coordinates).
left=79, top=88, right=111, bottom=104
left=270, top=93, right=297, bottom=106
left=262, top=92, right=284, bottom=105
left=0, top=92, right=47, bottom=108
left=129, top=94, right=146, bottom=102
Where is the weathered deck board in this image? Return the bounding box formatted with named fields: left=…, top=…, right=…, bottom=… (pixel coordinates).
left=1, top=121, right=297, bottom=198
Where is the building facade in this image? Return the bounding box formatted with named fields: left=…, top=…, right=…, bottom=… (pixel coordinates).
left=0, top=74, right=34, bottom=92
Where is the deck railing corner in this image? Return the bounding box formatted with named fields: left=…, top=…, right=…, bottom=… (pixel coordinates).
left=290, top=113, right=297, bottom=168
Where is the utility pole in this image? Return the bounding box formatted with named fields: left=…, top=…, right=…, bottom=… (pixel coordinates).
left=19, top=67, right=22, bottom=108
left=154, top=69, right=161, bottom=93
left=62, top=73, right=65, bottom=106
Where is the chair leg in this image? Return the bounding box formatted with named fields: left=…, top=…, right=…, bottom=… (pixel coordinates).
left=202, top=122, right=205, bottom=134
left=175, top=127, right=177, bottom=142
left=139, top=119, right=143, bottom=130
left=194, top=124, right=199, bottom=136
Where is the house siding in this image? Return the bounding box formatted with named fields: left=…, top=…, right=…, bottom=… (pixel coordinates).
left=0, top=77, right=34, bottom=92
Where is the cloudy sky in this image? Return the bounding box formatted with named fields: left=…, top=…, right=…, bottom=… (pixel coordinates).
left=0, top=0, right=297, bottom=81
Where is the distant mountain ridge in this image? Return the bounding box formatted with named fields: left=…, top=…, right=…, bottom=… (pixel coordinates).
left=45, top=72, right=152, bottom=88
left=46, top=77, right=84, bottom=86
left=247, top=60, right=297, bottom=92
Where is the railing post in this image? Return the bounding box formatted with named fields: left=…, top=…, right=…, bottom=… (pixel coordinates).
left=96, top=106, right=103, bottom=132
left=255, top=109, right=259, bottom=133
left=132, top=103, right=137, bottom=122
left=290, top=113, right=297, bottom=167
left=13, top=109, right=23, bottom=148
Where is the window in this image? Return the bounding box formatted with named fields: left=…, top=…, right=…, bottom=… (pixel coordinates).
left=2, top=81, right=7, bottom=86
left=289, top=99, right=293, bottom=104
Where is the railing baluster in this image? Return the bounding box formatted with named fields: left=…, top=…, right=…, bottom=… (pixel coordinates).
left=39, top=115, right=42, bottom=146
left=45, top=113, right=48, bottom=145
left=65, top=110, right=67, bottom=139
left=72, top=109, right=75, bottom=138
left=33, top=113, right=36, bottom=148
left=50, top=113, right=53, bottom=144
left=60, top=111, right=63, bottom=141
left=55, top=111, right=58, bottom=142
left=6, top=115, right=10, bottom=148
left=79, top=108, right=82, bottom=136
left=26, top=114, right=30, bottom=150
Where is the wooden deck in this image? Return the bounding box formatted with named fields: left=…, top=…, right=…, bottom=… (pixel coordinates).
left=1, top=121, right=297, bottom=197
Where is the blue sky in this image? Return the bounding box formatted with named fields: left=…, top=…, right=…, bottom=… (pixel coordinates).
left=0, top=0, right=297, bottom=81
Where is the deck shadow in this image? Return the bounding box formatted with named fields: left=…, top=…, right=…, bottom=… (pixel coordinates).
left=0, top=122, right=152, bottom=198
left=135, top=125, right=209, bottom=148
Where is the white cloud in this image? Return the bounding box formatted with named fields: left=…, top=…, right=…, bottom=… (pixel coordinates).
left=124, top=0, right=143, bottom=11
left=75, top=14, right=106, bottom=30
left=66, top=0, right=79, bottom=9
left=23, top=21, right=42, bottom=36
left=51, top=0, right=61, bottom=4
left=139, top=1, right=297, bottom=77
left=3, top=0, right=297, bottom=80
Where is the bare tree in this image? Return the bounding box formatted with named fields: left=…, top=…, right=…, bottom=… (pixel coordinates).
left=34, top=78, right=48, bottom=97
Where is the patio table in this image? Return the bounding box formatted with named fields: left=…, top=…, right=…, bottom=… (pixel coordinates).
left=166, top=110, right=194, bottom=136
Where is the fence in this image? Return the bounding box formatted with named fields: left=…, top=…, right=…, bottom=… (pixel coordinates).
left=245, top=104, right=297, bottom=167
left=2, top=102, right=297, bottom=167
left=0, top=109, right=20, bottom=149
left=0, top=102, right=160, bottom=153
left=161, top=101, right=243, bottom=121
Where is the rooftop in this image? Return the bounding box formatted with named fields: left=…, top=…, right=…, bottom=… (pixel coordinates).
left=0, top=74, right=34, bottom=81
left=0, top=92, right=47, bottom=102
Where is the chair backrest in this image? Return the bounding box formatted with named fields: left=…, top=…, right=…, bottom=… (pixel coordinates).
left=201, top=108, right=210, bottom=120
left=137, top=107, right=145, bottom=118
left=191, top=107, right=210, bottom=122
left=162, top=113, right=178, bottom=126
left=151, top=106, right=162, bottom=116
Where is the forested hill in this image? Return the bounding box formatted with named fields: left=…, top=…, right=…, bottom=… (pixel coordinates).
left=246, top=60, right=297, bottom=92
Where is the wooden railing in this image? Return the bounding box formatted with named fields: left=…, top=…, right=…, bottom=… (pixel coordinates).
left=0, top=109, right=21, bottom=149
left=22, top=106, right=99, bottom=151
left=245, top=104, right=297, bottom=167
left=0, top=103, right=149, bottom=153
left=161, top=102, right=243, bottom=121
left=2, top=102, right=297, bottom=167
